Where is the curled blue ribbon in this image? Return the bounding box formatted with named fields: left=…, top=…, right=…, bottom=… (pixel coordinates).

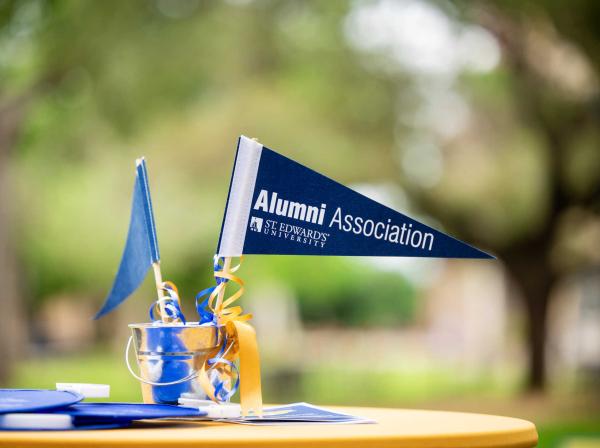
left=205, top=332, right=241, bottom=402
left=195, top=287, right=217, bottom=325
left=193, top=255, right=240, bottom=402
left=148, top=283, right=186, bottom=323
left=195, top=256, right=230, bottom=324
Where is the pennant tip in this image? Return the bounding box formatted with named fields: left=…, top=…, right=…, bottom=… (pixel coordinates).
left=93, top=302, right=117, bottom=320
left=475, top=248, right=496, bottom=260
left=455, top=243, right=496, bottom=260
left=458, top=240, right=496, bottom=260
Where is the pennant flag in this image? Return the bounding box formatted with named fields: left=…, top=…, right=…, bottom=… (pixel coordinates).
left=217, top=136, right=493, bottom=259
left=94, top=158, right=161, bottom=319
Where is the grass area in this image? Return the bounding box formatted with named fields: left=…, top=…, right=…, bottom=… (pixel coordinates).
left=10, top=350, right=516, bottom=405
left=296, top=366, right=516, bottom=406
left=9, top=349, right=140, bottom=402
left=537, top=420, right=600, bottom=447
left=7, top=350, right=600, bottom=447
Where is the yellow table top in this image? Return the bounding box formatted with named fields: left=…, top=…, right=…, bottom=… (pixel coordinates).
left=0, top=406, right=538, bottom=448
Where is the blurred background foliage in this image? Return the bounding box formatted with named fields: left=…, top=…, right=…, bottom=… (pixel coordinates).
left=1, top=0, right=599, bottom=446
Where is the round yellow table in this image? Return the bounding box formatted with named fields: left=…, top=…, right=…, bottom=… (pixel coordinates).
left=0, top=406, right=538, bottom=448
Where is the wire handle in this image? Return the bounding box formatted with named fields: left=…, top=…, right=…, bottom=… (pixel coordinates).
left=124, top=336, right=200, bottom=387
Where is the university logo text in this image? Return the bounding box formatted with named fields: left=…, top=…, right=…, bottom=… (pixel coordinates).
left=252, top=189, right=435, bottom=251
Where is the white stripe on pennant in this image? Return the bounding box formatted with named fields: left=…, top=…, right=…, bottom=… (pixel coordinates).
left=218, top=136, right=263, bottom=257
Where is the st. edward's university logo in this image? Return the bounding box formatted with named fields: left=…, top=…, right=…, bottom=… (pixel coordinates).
left=249, top=216, right=263, bottom=232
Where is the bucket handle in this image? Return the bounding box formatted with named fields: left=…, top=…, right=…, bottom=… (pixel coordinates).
left=125, top=336, right=200, bottom=387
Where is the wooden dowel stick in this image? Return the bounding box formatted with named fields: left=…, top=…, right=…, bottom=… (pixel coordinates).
left=135, top=157, right=170, bottom=324
left=214, top=256, right=232, bottom=321
left=152, top=261, right=169, bottom=323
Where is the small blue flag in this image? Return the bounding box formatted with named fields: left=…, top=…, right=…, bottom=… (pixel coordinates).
left=217, top=136, right=493, bottom=259
left=94, top=158, right=160, bottom=319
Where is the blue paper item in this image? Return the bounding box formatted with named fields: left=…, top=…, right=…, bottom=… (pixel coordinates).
left=71, top=422, right=132, bottom=430
left=73, top=421, right=131, bottom=430
left=0, top=389, right=83, bottom=414
left=94, top=159, right=161, bottom=319
left=217, top=136, right=493, bottom=259
left=234, top=403, right=375, bottom=425
left=55, top=403, right=207, bottom=423
left=261, top=403, right=364, bottom=420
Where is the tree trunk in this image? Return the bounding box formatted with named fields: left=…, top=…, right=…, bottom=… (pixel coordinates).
left=505, top=248, right=556, bottom=391
left=522, top=283, right=551, bottom=391
left=0, top=98, right=28, bottom=385
left=0, top=149, right=26, bottom=385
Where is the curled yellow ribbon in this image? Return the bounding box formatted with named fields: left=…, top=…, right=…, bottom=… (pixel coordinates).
left=198, top=257, right=263, bottom=417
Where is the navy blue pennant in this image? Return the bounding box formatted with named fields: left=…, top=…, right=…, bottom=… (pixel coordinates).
left=217, top=136, right=493, bottom=259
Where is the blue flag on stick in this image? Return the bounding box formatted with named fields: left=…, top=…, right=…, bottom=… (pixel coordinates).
left=217, top=136, right=493, bottom=259
left=94, top=158, right=161, bottom=319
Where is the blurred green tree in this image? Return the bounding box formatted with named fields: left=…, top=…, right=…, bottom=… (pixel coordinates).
left=387, top=1, right=600, bottom=390
left=448, top=1, right=599, bottom=390
left=0, top=0, right=399, bottom=382
left=343, top=0, right=599, bottom=391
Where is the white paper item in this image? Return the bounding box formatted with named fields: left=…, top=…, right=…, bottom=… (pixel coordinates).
left=56, top=383, right=110, bottom=399
left=0, top=413, right=73, bottom=430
